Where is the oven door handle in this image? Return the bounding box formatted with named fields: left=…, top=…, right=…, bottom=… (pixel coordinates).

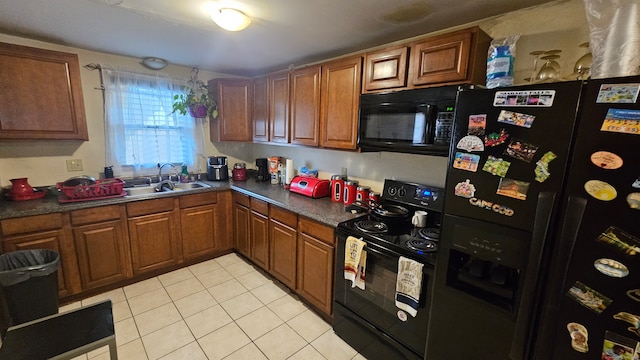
left=362, top=243, right=399, bottom=260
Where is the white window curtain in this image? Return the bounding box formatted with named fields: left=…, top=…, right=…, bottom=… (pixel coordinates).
left=102, top=67, right=205, bottom=176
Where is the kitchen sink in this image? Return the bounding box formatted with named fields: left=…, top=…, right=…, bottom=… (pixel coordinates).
left=125, top=181, right=210, bottom=197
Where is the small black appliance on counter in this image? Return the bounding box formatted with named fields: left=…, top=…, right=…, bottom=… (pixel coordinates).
left=207, top=156, right=228, bottom=181
left=255, top=158, right=269, bottom=182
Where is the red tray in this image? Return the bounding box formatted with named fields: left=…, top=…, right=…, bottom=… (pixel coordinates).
left=57, top=178, right=125, bottom=200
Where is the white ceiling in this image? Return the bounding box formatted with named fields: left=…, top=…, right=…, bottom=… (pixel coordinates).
left=0, top=0, right=557, bottom=76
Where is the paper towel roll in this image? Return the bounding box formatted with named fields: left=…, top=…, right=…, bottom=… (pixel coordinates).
left=285, top=159, right=295, bottom=184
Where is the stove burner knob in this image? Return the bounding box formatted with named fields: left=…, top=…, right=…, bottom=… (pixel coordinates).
left=398, top=187, right=406, bottom=197
left=388, top=187, right=397, bottom=196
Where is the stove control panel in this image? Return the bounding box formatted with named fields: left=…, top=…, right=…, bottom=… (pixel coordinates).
left=383, top=179, right=444, bottom=212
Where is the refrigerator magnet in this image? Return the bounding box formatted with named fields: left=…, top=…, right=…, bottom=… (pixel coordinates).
left=602, top=331, right=638, bottom=359
left=627, top=193, right=640, bottom=210
left=504, top=138, right=539, bottom=163
left=467, top=114, right=486, bottom=136
left=484, top=129, right=509, bottom=147
left=497, top=110, right=536, bottom=128
left=454, top=179, right=477, bottom=198
left=456, top=135, right=484, bottom=152
left=613, top=312, right=640, bottom=338
left=632, top=177, right=640, bottom=189
left=594, top=258, right=629, bottom=278
left=600, top=109, right=640, bottom=135
left=493, top=90, right=555, bottom=107
left=596, top=226, right=640, bottom=256
left=482, top=156, right=511, bottom=177
left=452, top=152, right=480, bottom=172
left=626, top=289, right=640, bottom=302
left=496, top=178, right=530, bottom=200
left=590, top=151, right=624, bottom=170
left=584, top=180, right=617, bottom=201
left=567, top=322, right=589, bottom=353
left=567, top=281, right=612, bottom=314
left=535, top=151, right=557, bottom=183
left=596, top=83, right=640, bottom=103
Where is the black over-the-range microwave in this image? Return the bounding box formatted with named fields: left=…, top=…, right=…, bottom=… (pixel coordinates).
left=357, top=86, right=462, bottom=156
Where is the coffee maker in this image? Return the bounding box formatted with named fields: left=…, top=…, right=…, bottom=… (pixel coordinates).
left=256, top=158, right=269, bottom=182
left=207, top=156, right=229, bottom=181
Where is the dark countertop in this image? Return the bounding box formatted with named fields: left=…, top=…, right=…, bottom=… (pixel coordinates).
left=0, top=178, right=360, bottom=228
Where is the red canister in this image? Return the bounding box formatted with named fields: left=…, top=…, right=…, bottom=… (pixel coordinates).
left=343, top=180, right=358, bottom=205
left=330, top=175, right=346, bottom=203
left=369, top=192, right=380, bottom=203
left=356, top=186, right=370, bottom=202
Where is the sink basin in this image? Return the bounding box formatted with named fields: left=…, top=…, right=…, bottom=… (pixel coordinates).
left=125, top=181, right=210, bottom=197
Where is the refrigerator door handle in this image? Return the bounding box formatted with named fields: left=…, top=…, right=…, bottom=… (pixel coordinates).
left=509, top=191, right=556, bottom=360
left=531, top=195, right=587, bottom=360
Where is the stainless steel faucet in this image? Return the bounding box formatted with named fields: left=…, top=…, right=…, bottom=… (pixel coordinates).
left=157, top=163, right=177, bottom=181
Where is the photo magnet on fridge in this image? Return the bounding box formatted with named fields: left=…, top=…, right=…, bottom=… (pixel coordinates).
left=484, top=128, right=509, bottom=147
left=482, top=156, right=511, bottom=177
left=468, top=114, right=487, bottom=136
left=497, top=110, right=536, bottom=128
left=504, top=138, right=539, bottom=163
left=535, top=151, right=557, bottom=183
left=452, top=152, right=481, bottom=172
left=496, top=178, right=530, bottom=200
left=601, top=109, right=640, bottom=135
left=602, top=331, right=639, bottom=360
left=596, top=226, right=640, bottom=256
left=567, top=281, right=612, bottom=314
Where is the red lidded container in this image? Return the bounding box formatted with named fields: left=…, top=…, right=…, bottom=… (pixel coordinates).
left=356, top=186, right=370, bottom=202
left=330, top=175, right=346, bottom=203
left=343, top=180, right=359, bottom=205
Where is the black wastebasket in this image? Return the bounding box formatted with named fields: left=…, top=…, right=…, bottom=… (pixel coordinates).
left=0, top=249, right=60, bottom=337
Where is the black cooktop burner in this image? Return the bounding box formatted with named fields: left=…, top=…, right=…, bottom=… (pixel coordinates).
left=354, top=220, right=388, bottom=234
left=418, top=228, right=440, bottom=241
left=406, top=239, right=438, bottom=252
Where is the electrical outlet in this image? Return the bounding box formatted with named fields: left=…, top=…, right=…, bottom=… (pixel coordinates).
left=66, top=159, right=84, bottom=172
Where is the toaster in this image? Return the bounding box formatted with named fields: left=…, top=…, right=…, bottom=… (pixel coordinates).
left=289, top=176, right=330, bottom=198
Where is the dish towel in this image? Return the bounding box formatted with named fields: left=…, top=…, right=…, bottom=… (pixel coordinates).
left=395, top=256, right=423, bottom=317
left=344, top=236, right=367, bottom=290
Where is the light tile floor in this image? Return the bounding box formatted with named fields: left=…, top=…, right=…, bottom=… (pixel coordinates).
left=61, top=253, right=365, bottom=360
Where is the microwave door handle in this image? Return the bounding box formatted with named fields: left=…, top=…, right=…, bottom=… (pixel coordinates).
left=423, top=105, right=435, bottom=142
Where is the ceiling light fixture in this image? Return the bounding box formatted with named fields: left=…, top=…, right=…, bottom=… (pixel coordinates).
left=140, top=57, right=169, bottom=70
left=211, top=8, right=251, bottom=31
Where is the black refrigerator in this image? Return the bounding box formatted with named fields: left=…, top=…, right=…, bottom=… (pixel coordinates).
left=425, top=76, right=640, bottom=360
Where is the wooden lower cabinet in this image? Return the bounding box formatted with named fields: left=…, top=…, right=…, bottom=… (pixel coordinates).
left=296, top=218, right=335, bottom=317
left=180, top=192, right=223, bottom=261
left=232, top=193, right=251, bottom=257
left=251, top=210, right=269, bottom=270
left=269, top=207, right=297, bottom=289
left=0, top=213, right=81, bottom=297
left=127, top=198, right=182, bottom=275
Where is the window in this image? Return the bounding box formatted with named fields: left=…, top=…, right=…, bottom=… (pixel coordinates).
left=102, top=68, right=204, bottom=175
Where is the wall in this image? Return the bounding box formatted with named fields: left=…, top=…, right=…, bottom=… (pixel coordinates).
left=0, top=0, right=589, bottom=191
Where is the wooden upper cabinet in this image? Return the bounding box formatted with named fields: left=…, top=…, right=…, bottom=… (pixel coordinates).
left=363, top=46, right=409, bottom=92
left=0, top=42, right=88, bottom=140
left=210, top=78, right=252, bottom=142
left=268, top=71, right=290, bottom=144
left=252, top=76, right=269, bottom=142
left=290, top=66, right=321, bottom=146
left=409, top=26, right=491, bottom=87
left=320, top=55, right=362, bottom=150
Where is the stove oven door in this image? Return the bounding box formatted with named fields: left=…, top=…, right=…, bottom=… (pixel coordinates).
left=333, top=229, right=432, bottom=359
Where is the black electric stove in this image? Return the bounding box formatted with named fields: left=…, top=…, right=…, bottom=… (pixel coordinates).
left=337, top=179, right=444, bottom=267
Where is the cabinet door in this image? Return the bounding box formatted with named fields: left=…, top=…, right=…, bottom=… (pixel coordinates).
left=181, top=204, right=219, bottom=261
left=128, top=212, right=181, bottom=275
left=290, top=66, right=321, bottom=146
left=297, top=233, right=334, bottom=316
left=250, top=211, right=269, bottom=271
left=0, top=42, right=88, bottom=140
left=210, top=78, right=252, bottom=141
left=2, top=231, right=75, bottom=297
left=73, top=220, right=131, bottom=290
left=269, top=220, right=297, bottom=288
left=363, top=46, right=409, bottom=91
left=233, top=202, right=251, bottom=258
left=320, top=56, right=362, bottom=150
left=409, top=30, right=473, bottom=86
left=252, top=76, right=269, bottom=142
left=268, top=71, right=290, bottom=144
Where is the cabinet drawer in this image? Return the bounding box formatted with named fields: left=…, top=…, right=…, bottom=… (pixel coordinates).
left=1, top=213, right=64, bottom=236
left=179, top=191, right=217, bottom=209
left=270, top=206, right=297, bottom=228
left=70, top=205, right=122, bottom=225
left=250, top=198, right=269, bottom=215
left=298, top=217, right=335, bottom=246
left=232, top=191, right=250, bottom=207
left=127, top=197, right=175, bottom=217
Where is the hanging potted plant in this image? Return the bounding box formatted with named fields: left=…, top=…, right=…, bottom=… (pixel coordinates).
left=172, top=68, right=219, bottom=119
